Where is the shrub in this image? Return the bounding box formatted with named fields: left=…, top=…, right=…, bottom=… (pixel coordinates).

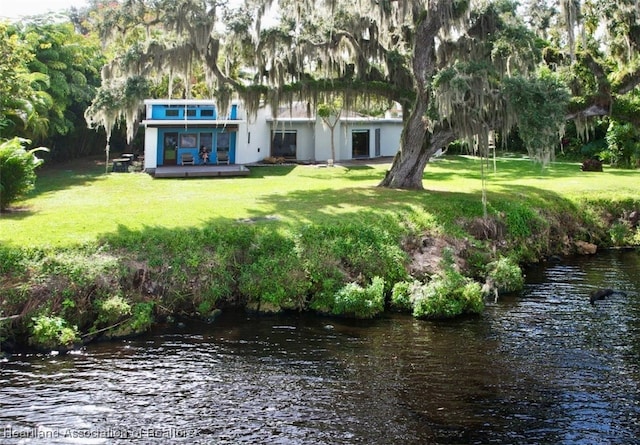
left=579, top=138, right=607, bottom=159
left=301, top=220, right=409, bottom=306
left=129, top=302, right=154, bottom=333
left=29, top=314, right=79, bottom=350
left=610, top=222, right=631, bottom=247
left=197, top=300, right=214, bottom=317
left=301, top=230, right=349, bottom=311
left=486, top=256, right=524, bottom=295
left=390, top=280, right=420, bottom=312
left=0, top=138, right=48, bottom=211
left=491, top=203, right=550, bottom=262
left=0, top=244, right=26, bottom=275
left=332, top=221, right=408, bottom=288
left=262, top=156, right=287, bottom=164
left=40, top=249, right=120, bottom=288
left=413, top=275, right=484, bottom=319
left=95, top=295, right=131, bottom=326
left=332, top=276, right=385, bottom=319
left=184, top=229, right=239, bottom=313
left=93, top=301, right=154, bottom=340
left=500, top=202, right=538, bottom=238
left=581, top=158, right=603, bottom=172
left=411, top=252, right=484, bottom=319
left=632, top=227, right=640, bottom=245
left=605, top=119, right=640, bottom=168
left=238, top=229, right=309, bottom=310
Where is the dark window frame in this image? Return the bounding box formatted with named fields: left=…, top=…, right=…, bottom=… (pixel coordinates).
left=271, top=131, right=297, bottom=158
left=352, top=129, right=370, bottom=158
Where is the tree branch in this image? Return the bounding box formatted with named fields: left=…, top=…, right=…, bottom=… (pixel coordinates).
left=565, top=52, right=635, bottom=121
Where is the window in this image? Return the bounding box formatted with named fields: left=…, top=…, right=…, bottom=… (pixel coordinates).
left=180, top=133, right=198, bottom=148
left=164, top=133, right=178, bottom=150
left=187, top=109, right=197, bottom=117
left=165, top=109, right=179, bottom=117
left=201, top=109, right=215, bottom=117
left=200, top=133, right=213, bottom=151
left=217, top=132, right=230, bottom=151
left=271, top=131, right=297, bottom=158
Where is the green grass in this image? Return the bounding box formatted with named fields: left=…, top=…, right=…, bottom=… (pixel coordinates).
left=2, top=154, right=640, bottom=347
left=1, top=154, right=639, bottom=248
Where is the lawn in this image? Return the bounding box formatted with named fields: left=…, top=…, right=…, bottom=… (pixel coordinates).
left=1, top=155, right=638, bottom=248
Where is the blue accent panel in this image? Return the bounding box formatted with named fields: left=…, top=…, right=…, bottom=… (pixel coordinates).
left=229, top=132, right=236, bottom=164
left=157, top=128, right=167, bottom=164
left=150, top=104, right=218, bottom=120
left=157, top=128, right=238, bottom=165
left=230, top=104, right=238, bottom=120
left=177, top=148, right=199, bottom=164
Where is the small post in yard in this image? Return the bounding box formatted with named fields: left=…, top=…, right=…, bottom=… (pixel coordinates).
left=105, top=136, right=111, bottom=174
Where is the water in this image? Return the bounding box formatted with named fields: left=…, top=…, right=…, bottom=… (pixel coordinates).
left=1, top=251, right=639, bottom=444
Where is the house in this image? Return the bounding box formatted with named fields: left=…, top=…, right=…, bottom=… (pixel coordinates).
left=141, top=99, right=403, bottom=175
left=141, top=99, right=241, bottom=174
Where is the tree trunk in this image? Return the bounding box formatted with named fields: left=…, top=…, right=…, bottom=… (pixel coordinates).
left=378, top=0, right=450, bottom=189
left=379, top=114, right=455, bottom=189
left=378, top=100, right=430, bottom=189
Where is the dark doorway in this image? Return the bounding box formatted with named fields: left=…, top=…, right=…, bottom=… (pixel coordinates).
left=163, top=132, right=178, bottom=165
left=352, top=130, right=370, bottom=158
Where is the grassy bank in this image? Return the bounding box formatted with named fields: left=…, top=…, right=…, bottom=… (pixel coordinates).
left=4, top=155, right=639, bottom=248
left=1, top=155, right=639, bottom=351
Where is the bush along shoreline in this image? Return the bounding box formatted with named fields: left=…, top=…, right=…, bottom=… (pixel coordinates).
left=1, top=198, right=639, bottom=353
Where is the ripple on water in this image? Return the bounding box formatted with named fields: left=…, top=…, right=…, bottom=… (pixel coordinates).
left=1, top=251, right=640, bottom=444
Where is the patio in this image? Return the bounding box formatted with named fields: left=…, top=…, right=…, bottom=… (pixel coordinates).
left=153, top=164, right=251, bottom=178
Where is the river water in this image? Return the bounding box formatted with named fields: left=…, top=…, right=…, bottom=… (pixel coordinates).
left=1, top=250, right=639, bottom=444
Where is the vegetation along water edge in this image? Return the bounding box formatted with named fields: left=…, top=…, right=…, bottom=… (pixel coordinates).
left=1, top=155, right=639, bottom=353
left=4, top=0, right=640, bottom=355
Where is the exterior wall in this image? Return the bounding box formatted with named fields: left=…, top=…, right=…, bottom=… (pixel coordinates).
left=261, top=104, right=318, bottom=162
left=377, top=121, right=403, bottom=156
left=295, top=122, right=316, bottom=161
left=265, top=115, right=402, bottom=162
left=144, top=127, right=158, bottom=171
left=338, top=119, right=403, bottom=159
left=142, top=100, right=404, bottom=167
left=314, top=119, right=337, bottom=162
left=144, top=99, right=238, bottom=120
left=243, top=107, right=272, bottom=164
left=341, top=122, right=354, bottom=160
left=337, top=122, right=355, bottom=160
left=269, top=120, right=316, bottom=161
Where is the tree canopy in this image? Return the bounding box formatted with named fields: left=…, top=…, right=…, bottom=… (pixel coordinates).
left=0, top=17, right=105, bottom=160
left=57, top=1, right=640, bottom=184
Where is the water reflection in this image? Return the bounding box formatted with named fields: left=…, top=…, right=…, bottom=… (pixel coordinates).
left=1, top=251, right=639, bottom=444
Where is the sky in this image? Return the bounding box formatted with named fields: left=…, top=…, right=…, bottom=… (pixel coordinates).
left=0, top=0, right=89, bottom=21
left=0, top=0, right=261, bottom=22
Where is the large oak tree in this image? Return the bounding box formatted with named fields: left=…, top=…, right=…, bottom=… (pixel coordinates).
left=87, top=0, right=640, bottom=187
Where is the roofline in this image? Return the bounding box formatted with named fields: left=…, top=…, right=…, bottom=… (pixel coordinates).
left=266, top=117, right=402, bottom=124
left=341, top=117, right=402, bottom=123
left=141, top=119, right=244, bottom=126
left=266, top=118, right=316, bottom=123
left=143, top=99, right=240, bottom=106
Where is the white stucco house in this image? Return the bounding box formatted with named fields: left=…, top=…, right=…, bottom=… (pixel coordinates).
left=140, top=99, right=403, bottom=174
